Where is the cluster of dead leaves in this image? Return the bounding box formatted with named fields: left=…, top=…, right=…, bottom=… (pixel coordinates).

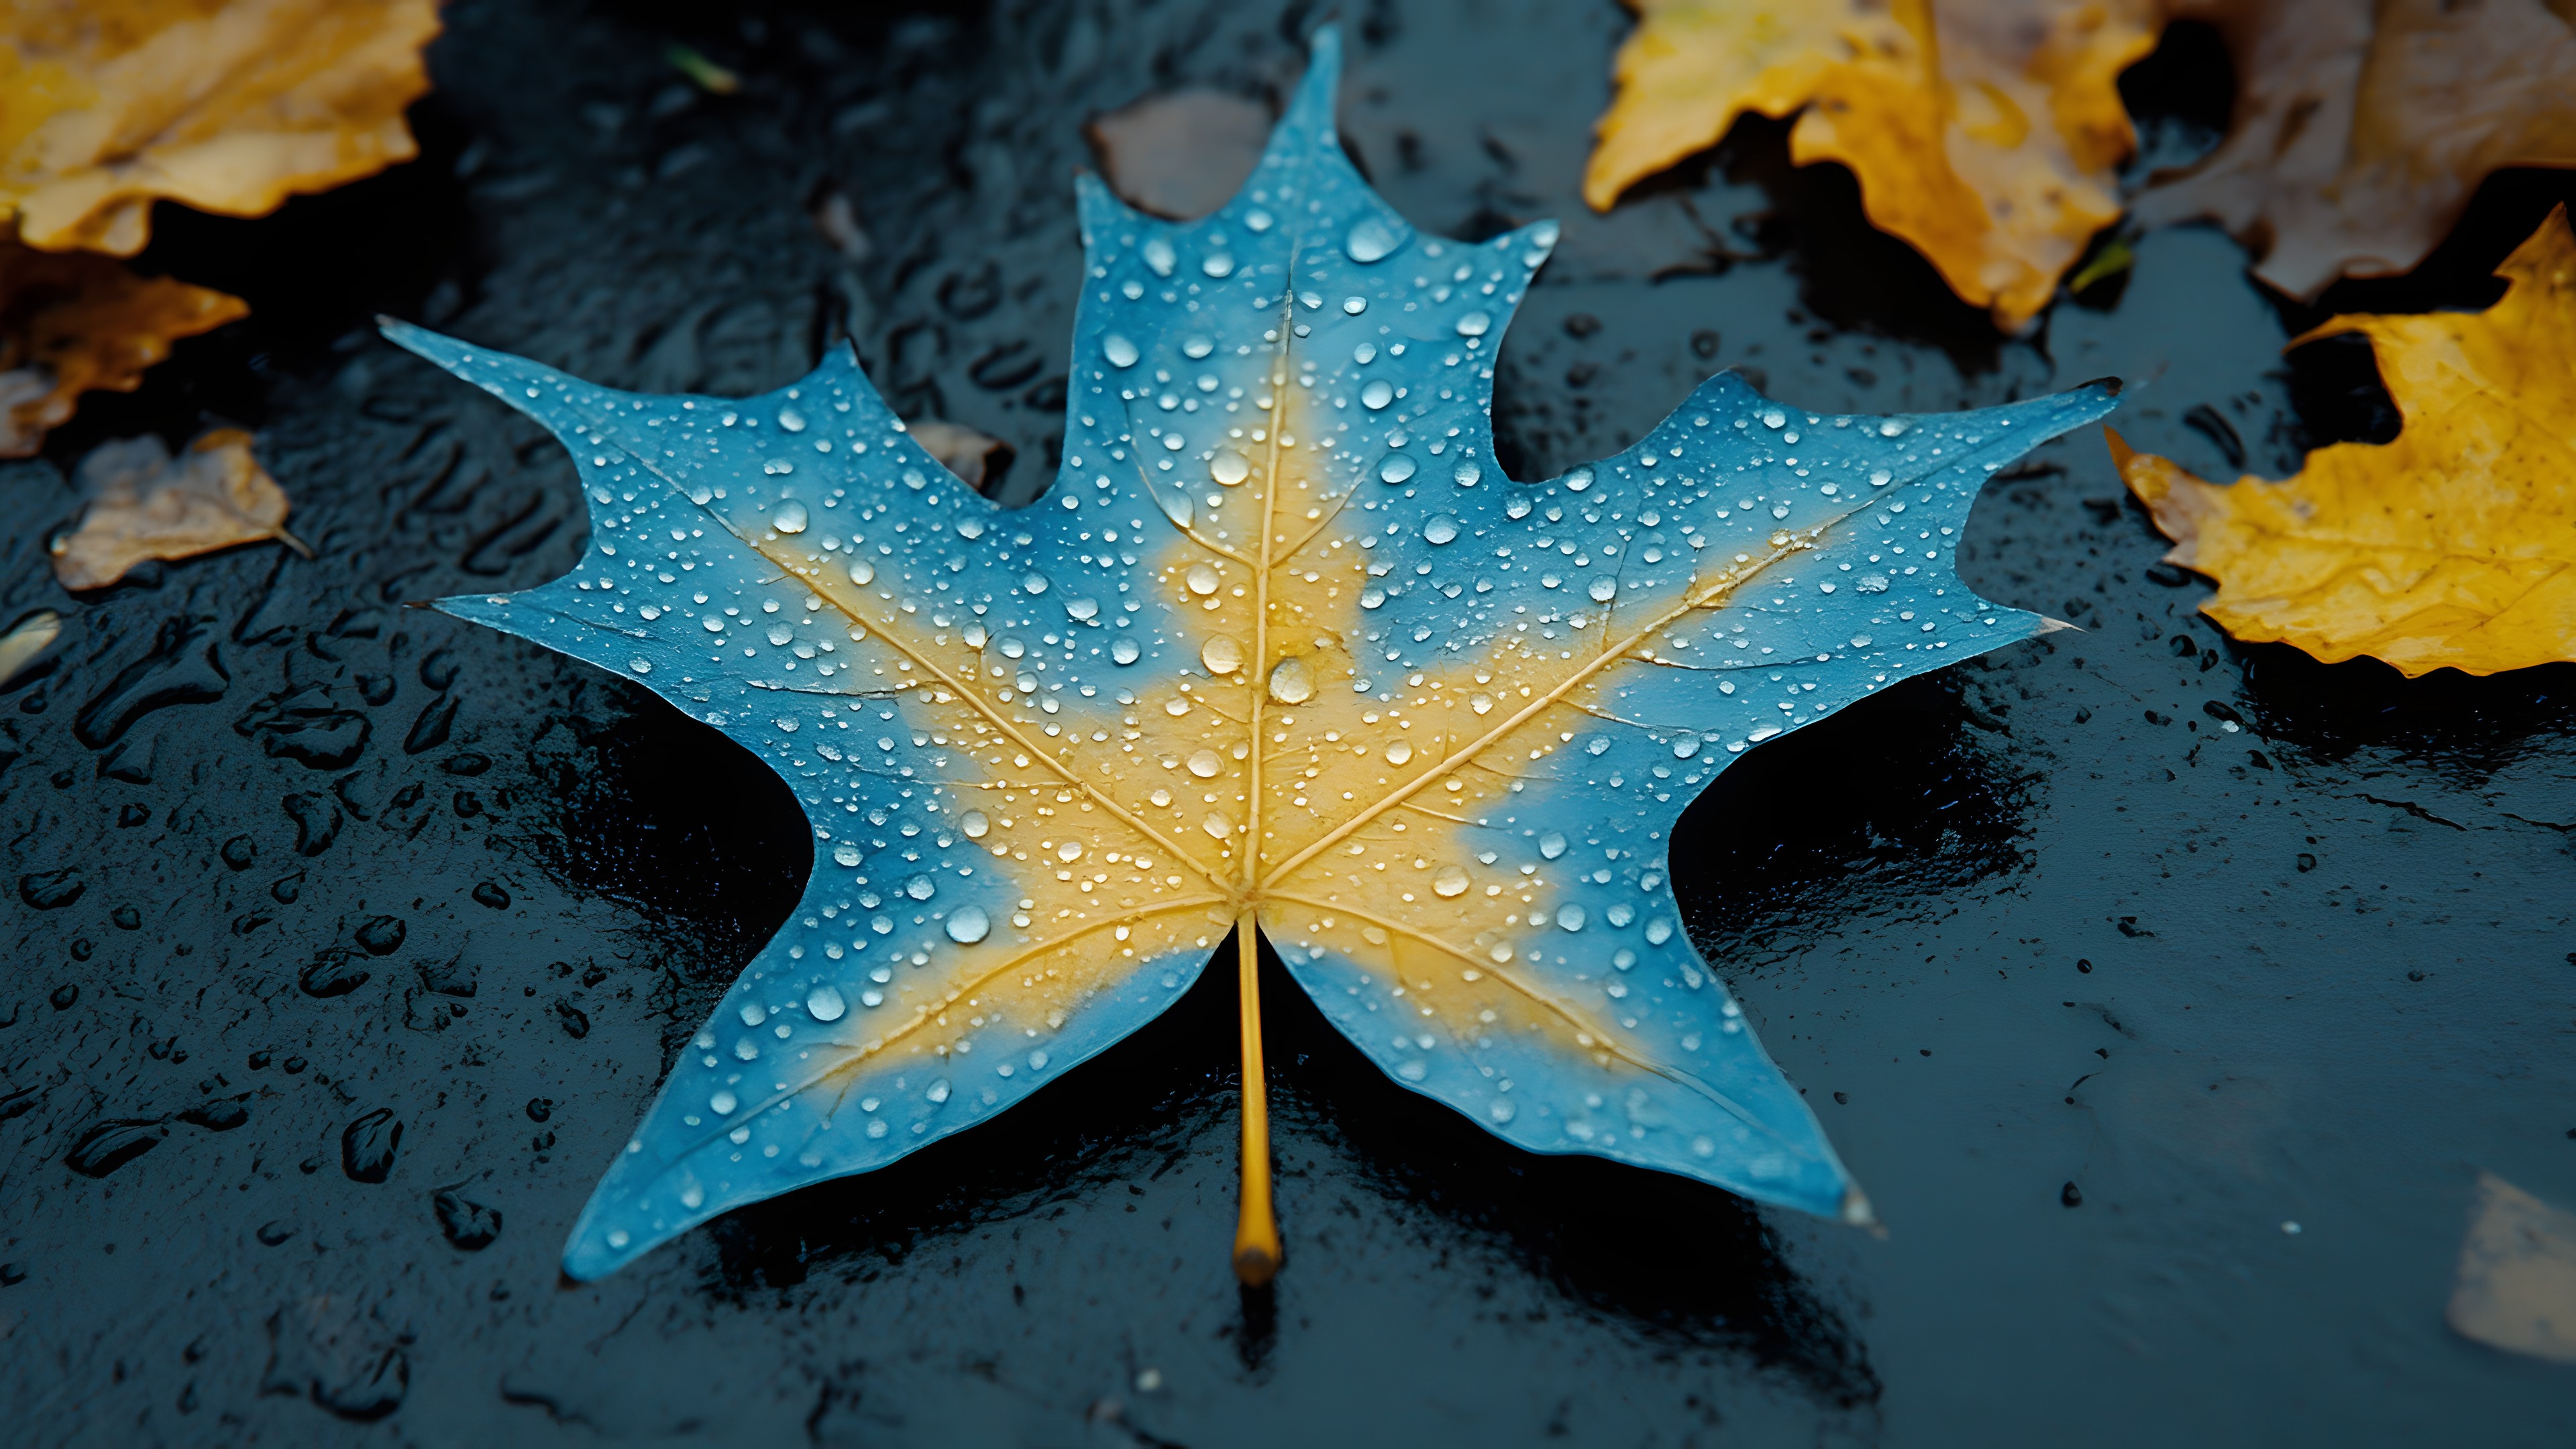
left=1588, top=0, right=2576, bottom=329
left=4, top=0, right=439, bottom=584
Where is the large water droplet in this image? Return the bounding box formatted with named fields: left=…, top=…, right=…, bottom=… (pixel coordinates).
left=1379, top=453, right=1417, bottom=484
left=773, top=500, right=810, bottom=534
left=1201, top=252, right=1234, bottom=278
left=1540, top=831, right=1566, bottom=859
left=1185, top=563, right=1220, bottom=596
left=1423, top=516, right=1459, bottom=545
left=1345, top=217, right=1401, bottom=264
left=1187, top=749, right=1222, bottom=778
left=1201, top=636, right=1243, bottom=675
left=777, top=407, right=807, bottom=433
left=926, top=1079, right=951, bottom=1104
left=807, top=984, right=847, bottom=1021
left=1210, top=449, right=1250, bottom=486
left=1201, top=813, right=1233, bottom=838
left=1112, top=638, right=1141, bottom=665
left=833, top=843, right=862, bottom=867
left=740, top=1002, right=767, bottom=1027
left=1456, top=311, right=1491, bottom=337
left=1385, top=740, right=1413, bottom=765
left=1268, top=657, right=1313, bottom=704
left=1556, top=905, right=1586, bottom=932
left=946, top=906, right=991, bottom=944
left=1587, top=576, right=1616, bottom=602
left=1022, top=572, right=1049, bottom=594
left=710, top=1089, right=738, bottom=1115
left=1432, top=866, right=1470, bottom=898
left=961, top=810, right=989, bottom=838
left=1102, top=334, right=1140, bottom=368
left=1183, top=336, right=1214, bottom=360
left=849, top=559, right=875, bottom=585
left=1342, top=295, right=1367, bottom=315
left=1360, top=379, right=1393, bottom=410
left=906, top=875, right=936, bottom=901
left=1142, top=237, right=1176, bottom=276
left=1452, top=461, right=1481, bottom=487
left=1158, top=488, right=1194, bottom=528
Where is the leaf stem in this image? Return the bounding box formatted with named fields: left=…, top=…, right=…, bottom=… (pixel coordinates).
left=1232, top=914, right=1280, bottom=1286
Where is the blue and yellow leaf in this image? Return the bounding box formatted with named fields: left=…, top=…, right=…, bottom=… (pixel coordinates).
left=386, top=27, right=2117, bottom=1281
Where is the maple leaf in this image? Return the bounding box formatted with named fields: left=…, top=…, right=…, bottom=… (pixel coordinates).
left=1584, top=0, right=2162, bottom=331
left=0, top=0, right=442, bottom=256
left=2136, top=0, right=2576, bottom=301
left=49, top=427, right=309, bottom=589
left=2112, top=204, right=2576, bottom=678
left=1, top=237, right=246, bottom=455
left=386, top=28, right=2118, bottom=1282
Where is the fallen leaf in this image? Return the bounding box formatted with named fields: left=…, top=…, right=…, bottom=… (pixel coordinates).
left=1585, top=0, right=2161, bottom=330
left=50, top=427, right=311, bottom=590
left=387, top=26, right=2118, bottom=1283
left=0, top=608, right=62, bottom=688
left=2449, top=1171, right=2576, bottom=1364
left=0, top=0, right=443, bottom=256
left=2137, top=0, right=2576, bottom=301
left=2112, top=205, right=2576, bottom=678
left=1086, top=89, right=1273, bottom=220
left=1, top=238, right=246, bottom=454
left=663, top=42, right=740, bottom=96
left=905, top=419, right=1013, bottom=496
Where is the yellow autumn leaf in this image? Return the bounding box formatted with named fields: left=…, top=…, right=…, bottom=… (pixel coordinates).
left=2140, top=0, right=2576, bottom=302
left=0, top=0, right=443, bottom=256
left=0, top=237, right=246, bottom=454
left=1585, top=0, right=2161, bottom=331
left=49, top=427, right=310, bottom=589
left=2111, top=205, right=2576, bottom=678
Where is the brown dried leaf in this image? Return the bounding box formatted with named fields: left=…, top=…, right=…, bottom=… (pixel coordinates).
left=0, top=0, right=443, bottom=256
left=906, top=419, right=1014, bottom=496
left=1086, top=90, right=1273, bottom=221
left=0, top=238, right=245, bottom=455
left=2449, top=1171, right=2576, bottom=1363
left=2139, top=0, right=2576, bottom=300
left=50, top=427, right=309, bottom=589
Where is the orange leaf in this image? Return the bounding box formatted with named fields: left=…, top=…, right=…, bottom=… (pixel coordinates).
left=49, top=427, right=309, bottom=589
left=0, top=0, right=443, bottom=256
left=0, top=238, right=245, bottom=455
left=2110, top=205, right=2576, bottom=678
left=2137, top=0, right=2576, bottom=301
left=1584, top=0, right=2161, bottom=331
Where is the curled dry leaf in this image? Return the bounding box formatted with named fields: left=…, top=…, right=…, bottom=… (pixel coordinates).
left=50, top=427, right=311, bottom=590
left=0, top=0, right=443, bottom=256
left=0, top=238, right=246, bottom=455
left=2112, top=205, right=2576, bottom=678
left=2139, top=0, right=2576, bottom=301
left=1085, top=89, right=1273, bottom=221
left=2449, top=1171, right=2576, bottom=1364
left=1585, top=0, right=2160, bottom=331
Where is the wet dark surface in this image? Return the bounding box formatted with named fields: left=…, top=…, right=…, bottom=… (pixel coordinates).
left=5, top=2, right=2575, bottom=1444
